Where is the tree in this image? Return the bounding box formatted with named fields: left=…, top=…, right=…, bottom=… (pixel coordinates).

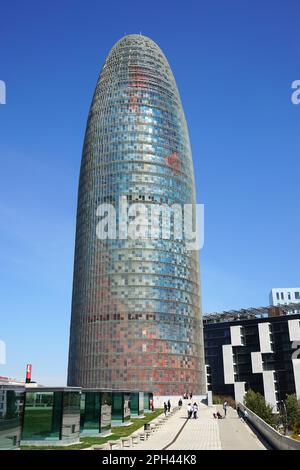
left=243, top=390, right=276, bottom=427
left=285, top=394, right=300, bottom=434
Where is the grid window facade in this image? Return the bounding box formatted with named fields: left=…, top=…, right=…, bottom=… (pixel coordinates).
left=67, top=35, right=205, bottom=395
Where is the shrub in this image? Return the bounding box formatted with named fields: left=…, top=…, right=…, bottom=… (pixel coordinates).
left=243, top=390, right=276, bottom=427
left=285, top=394, right=300, bottom=434
left=213, top=394, right=236, bottom=408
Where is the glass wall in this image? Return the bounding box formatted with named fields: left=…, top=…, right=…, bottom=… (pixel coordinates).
left=22, top=391, right=62, bottom=441
left=144, top=392, right=153, bottom=412
left=130, top=392, right=144, bottom=417
left=123, top=392, right=131, bottom=423
left=112, top=392, right=131, bottom=424
left=112, top=392, right=122, bottom=424
left=100, top=392, right=112, bottom=434
left=61, top=391, right=80, bottom=441
left=0, top=386, right=24, bottom=450
left=139, top=392, right=144, bottom=415
left=80, top=391, right=100, bottom=435
left=22, top=389, right=80, bottom=443
left=80, top=390, right=112, bottom=435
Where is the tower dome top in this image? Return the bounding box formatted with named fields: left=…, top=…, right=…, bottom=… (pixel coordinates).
left=111, top=34, right=162, bottom=51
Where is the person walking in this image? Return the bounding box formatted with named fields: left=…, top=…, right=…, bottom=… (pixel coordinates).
left=189, top=392, right=193, bottom=400
left=164, top=402, right=168, bottom=416
left=193, top=402, right=198, bottom=419
left=150, top=397, right=154, bottom=412
left=223, top=400, right=228, bottom=417
left=178, top=398, right=183, bottom=408
left=167, top=399, right=171, bottom=413
left=187, top=403, right=192, bottom=419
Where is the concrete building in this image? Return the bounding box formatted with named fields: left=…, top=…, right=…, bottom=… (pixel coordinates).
left=269, top=288, right=300, bottom=314
left=204, top=306, right=300, bottom=410
left=0, top=376, right=25, bottom=386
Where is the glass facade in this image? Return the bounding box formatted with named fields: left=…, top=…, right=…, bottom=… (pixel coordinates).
left=22, top=388, right=80, bottom=444
left=143, top=392, right=153, bottom=412
left=112, top=391, right=131, bottom=425
left=67, top=34, right=205, bottom=395
left=130, top=391, right=144, bottom=417
left=100, top=391, right=112, bottom=433
left=0, top=385, right=24, bottom=450
left=204, top=314, right=300, bottom=403
left=80, top=390, right=112, bottom=435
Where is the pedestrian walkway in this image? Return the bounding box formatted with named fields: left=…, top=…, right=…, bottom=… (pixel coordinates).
left=133, top=404, right=267, bottom=450
left=167, top=404, right=221, bottom=450
left=216, top=405, right=267, bottom=450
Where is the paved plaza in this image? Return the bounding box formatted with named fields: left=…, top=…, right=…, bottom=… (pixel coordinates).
left=133, top=403, right=267, bottom=451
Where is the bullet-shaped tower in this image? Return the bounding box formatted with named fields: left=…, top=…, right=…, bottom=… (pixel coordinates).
left=67, top=35, right=206, bottom=395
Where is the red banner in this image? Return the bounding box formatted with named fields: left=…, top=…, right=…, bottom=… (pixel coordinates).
left=25, top=364, right=32, bottom=383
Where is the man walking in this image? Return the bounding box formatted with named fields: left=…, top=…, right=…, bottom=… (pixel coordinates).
left=223, top=400, right=228, bottom=417
left=193, top=402, right=198, bottom=419
left=167, top=399, right=171, bottom=413
left=187, top=403, right=192, bottom=419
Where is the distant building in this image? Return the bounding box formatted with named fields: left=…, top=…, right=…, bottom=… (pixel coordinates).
left=0, top=376, right=24, bottom=386
left=203, top=305, right=300, bottom=410
left=270, top=288, right=300, bottom=314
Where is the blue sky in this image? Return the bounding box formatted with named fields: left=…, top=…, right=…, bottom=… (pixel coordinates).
left=0, top=0, right=299, bottom=384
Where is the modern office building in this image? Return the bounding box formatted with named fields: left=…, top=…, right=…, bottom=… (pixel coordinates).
left=204, top=305, right=300, bottom=410
left=269, top=288, right=300, bottom=314
left=67, top=34, right=205, bottom=395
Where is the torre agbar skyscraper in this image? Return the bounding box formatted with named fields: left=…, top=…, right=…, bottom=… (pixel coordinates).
left=67, top=35, right=206, bottom=395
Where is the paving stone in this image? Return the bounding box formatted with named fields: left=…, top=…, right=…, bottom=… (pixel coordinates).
left=130, top=403, right=267, bottom=450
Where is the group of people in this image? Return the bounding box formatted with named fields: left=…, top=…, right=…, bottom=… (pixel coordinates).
left=187, top=402, right=198, bottom=419
left=164, top=397, right=233, bottom=421
left=177, top=393, right=198, bottom=419
left=163, top=399, right=171, bottom=416
left=213, top=400, right=228, bottom=419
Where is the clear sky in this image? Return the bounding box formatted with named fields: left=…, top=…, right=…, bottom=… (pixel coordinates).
left=0, top=0, right=299, bottom=385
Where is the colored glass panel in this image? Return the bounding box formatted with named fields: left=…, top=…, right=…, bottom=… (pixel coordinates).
left=67, top=34, right=205, bottom=395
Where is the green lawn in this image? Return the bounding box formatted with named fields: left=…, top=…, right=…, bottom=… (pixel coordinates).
left=21, top=409, right=163, bottom=450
